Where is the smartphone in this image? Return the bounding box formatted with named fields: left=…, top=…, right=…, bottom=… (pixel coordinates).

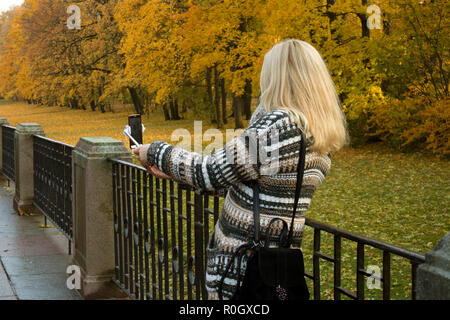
left=128, top=114, right=143, bottom=148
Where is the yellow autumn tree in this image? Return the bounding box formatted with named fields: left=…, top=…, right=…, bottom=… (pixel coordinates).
left=0, top=0, right=447, bottom=155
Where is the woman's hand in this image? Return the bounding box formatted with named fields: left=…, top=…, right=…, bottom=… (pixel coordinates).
left=147, top=165, right=171, bottom=180
left=133, top=144, right=172, bottom=180
left=133, top=144, right=150, bottom=166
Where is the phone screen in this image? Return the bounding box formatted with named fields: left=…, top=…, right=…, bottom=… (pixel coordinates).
left=128, top=114, right=143, bottom=148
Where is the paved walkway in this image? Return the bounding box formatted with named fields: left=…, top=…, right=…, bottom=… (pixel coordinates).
left=0, top=178, right=82, bottom=300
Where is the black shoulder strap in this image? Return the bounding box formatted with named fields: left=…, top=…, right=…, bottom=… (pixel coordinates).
left=286, top=131, right=306, bottom=246
left=252, top=130, right=306, bottom=247
left=253, top=180, right=261, bottom=242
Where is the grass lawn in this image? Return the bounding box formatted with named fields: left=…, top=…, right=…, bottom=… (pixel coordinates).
left=1, top=100, right=448, bottom=299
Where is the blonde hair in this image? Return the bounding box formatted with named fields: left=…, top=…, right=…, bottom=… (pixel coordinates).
left=260, top=39, right=350, bottom=154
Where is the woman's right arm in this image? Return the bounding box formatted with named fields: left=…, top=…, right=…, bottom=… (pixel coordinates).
left=145, top=111, right=292, bottom=193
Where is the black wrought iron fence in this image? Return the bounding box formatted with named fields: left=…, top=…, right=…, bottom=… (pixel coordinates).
left=110, top=159, right=220, bottom=300
left=2, top=125, right=16, bottom=182
left=110, top=158, right=425, bottom=300
left=33, top=135, right=74, bottom=253
left=302, top=219, right=425, bottom=300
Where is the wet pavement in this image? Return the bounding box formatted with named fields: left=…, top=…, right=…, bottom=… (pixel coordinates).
left=0, top=178, right=82, bottom=300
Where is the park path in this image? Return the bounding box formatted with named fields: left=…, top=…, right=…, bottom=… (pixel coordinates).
left=0, top=178, right=81, bottom=300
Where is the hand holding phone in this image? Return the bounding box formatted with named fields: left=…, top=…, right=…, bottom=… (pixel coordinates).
left=123, top=114, right=145, bottom=149
left=132, top=145, right=171, bottom=180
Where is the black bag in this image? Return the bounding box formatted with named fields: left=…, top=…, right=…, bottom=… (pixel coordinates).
left=218, top=131, right=309, bottom=301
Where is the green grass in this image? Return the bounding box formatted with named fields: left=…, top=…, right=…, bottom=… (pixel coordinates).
left=301, top=142, right=449, bottom=299
left=307, top=142, right=449, bottom=253
left=0, top=99, right=14, bottom=106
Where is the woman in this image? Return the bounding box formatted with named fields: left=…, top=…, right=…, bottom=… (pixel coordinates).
left=134, top=39, right=350, bottom=300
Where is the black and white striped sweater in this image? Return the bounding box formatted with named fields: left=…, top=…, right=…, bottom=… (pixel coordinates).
left=147, top=106, right=332, bottom=300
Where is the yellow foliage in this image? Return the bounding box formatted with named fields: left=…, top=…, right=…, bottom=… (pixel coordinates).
left=0, top=0, right=447, bottom=157
left=369, top=96, right=449, bottom=158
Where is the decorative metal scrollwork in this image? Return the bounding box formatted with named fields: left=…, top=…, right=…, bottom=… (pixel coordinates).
left=133, top=222, right=139, bottom=245
left=172, top=247, right=179, bottom=273
left=188, top=256, right=195, bottom=285
left=114, top=214, right=118, bottom=232
left=145, top=229, right=151, bottom=254
left=123, top=217, right=129, bottom=238
left=158, top=238, right=164, bottom=263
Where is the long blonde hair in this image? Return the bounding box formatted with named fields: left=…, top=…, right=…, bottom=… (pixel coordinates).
left=259, top=39, right=350, bottom=154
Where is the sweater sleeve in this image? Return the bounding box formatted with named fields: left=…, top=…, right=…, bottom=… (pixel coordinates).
left=146, top=111, right=291, bottom=192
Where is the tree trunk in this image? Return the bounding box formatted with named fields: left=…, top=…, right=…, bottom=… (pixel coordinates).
left=221, top=78, right=227, bottom=124
left=382, top=12, right=391, bottom=36
left=358, top=0, right=370, bottom=38
left=326, top=0, right=337, bottom=41
left=128, top=87, right=144, bottom=114
left=206, top=67, right=215, bottom=122
left=90, top=101, right=96, bottom=111
left=162, top=103, right=171, bottom=121
left=233, top=93, right=244, bottom=129
left=230, top=92, right=236, bottom=118
left=70, top=98, right=79, bottom=109
left=174, top=99, right=181, bottom=119
left=97, top=86, right=106, bottom=113
left=206, top=67, right=213, bottom=107
left=214, top=66, right=223, bottom=128
left=243, top=79, right=252, bottom=120
left=169, top=98, right=180, bottom=120
left=358, top=1, right=370, bottom=67
left=357, top=13, right=370, bottom=38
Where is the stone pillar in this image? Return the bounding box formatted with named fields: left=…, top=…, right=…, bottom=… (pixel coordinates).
left=72, top=137, right=131, bottom=299
left=0, top=118, right=9, bottom=174
left=13, top=123, right=45, bottom=215
left=417, top=232, right=450, bottom=300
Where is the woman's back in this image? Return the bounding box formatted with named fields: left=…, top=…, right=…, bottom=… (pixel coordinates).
left=205, top=107, right=332, bottom=300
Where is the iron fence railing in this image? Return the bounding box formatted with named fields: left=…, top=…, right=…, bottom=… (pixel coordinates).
left=2, top=125, right=16, bottom=182
left=111, top=159, right=219, bottom=300
left=110, top=158, right=425, bottom=301
left=33, top=135, right=74, bottom=253
left=303, top=219, right=425, bottom=300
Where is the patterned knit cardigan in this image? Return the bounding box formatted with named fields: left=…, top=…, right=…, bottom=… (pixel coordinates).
left=146, top=106, right=332, bottom=300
